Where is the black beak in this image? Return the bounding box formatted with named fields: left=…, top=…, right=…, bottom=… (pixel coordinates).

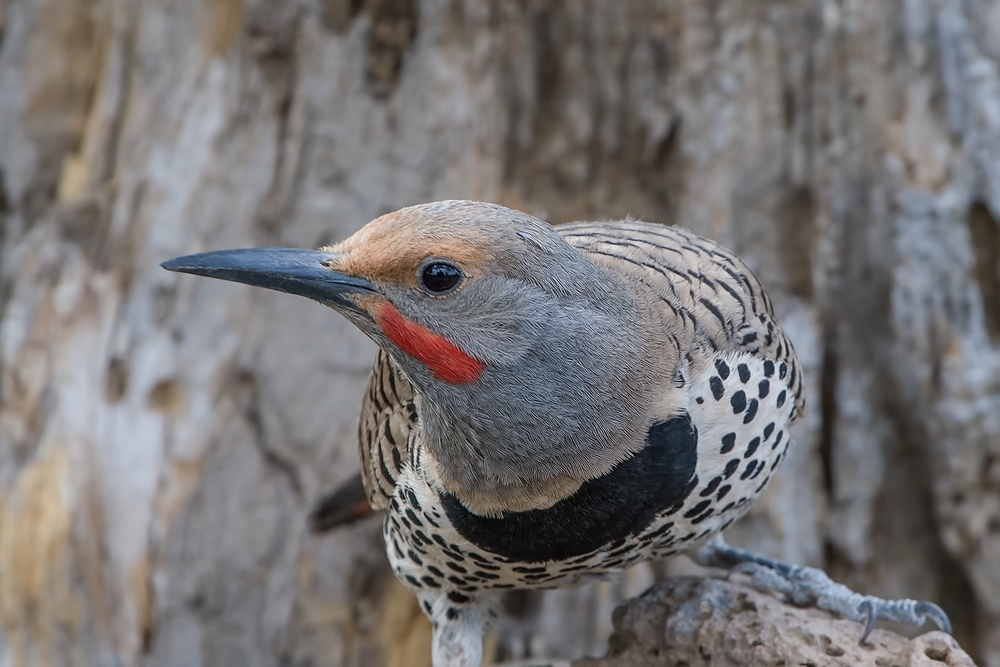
left=161, top=248, right=381, bottom=311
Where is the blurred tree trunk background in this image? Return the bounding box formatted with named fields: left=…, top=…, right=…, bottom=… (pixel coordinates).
left=0, top=0, right=998, bottom=665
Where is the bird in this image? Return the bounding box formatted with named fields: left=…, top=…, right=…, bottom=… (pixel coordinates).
left=163, top=200, right=951, bottom=667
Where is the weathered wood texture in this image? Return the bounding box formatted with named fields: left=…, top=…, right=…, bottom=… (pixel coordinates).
left=577, top=577, right=979, bottom=667
left=0, top=0, right=998, bottom=665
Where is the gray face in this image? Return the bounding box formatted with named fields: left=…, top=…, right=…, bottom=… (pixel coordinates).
left=162, top=201, right=669, bottom=513
left=375, top=248, right=651, bottom=504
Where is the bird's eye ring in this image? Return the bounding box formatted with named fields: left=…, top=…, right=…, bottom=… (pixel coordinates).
left=419, top=262, right=463, bottom=294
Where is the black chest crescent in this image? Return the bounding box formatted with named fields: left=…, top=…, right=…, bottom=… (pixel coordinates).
left=439, top=415, right=699, bottom=563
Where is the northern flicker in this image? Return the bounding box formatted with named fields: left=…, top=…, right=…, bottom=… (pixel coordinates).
left=163, top=201, right=951, bottom=667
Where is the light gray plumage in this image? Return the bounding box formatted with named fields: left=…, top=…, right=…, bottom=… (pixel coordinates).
left=162, top=200, right=949, bottom=667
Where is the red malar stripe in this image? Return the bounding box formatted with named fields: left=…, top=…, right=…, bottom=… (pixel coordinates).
left=376, top=304, right=486, bottom=384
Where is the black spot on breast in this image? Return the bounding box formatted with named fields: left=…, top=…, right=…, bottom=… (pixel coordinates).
left=648, top=521, right=675, bottom=538
left=737, top=364, right=750, bottom=383
left=743, top=399, right=758, bottom=423
left=690, top=508, right=714, bottom=524
left=474, top=561, right=500, bottom=571
left=700, top=476, right=723, bottom=497
left=763, top=422, right=775, bottom=440
left=447, top=591, right=471, bottom=604
left=442, top=548, right=465, bottom=562
left=744, top=437, right=760, bottom=458
left=776, top=390, right=786, bottom=408
left=446, top=607, right=460, bottom=619
left=763, top=360, right=774, bottom=377
left=710, top=376, right=724, bottom=400
left=405, top=575, right=422, bottom=588
left=607, top=543, right=633, bottom=558
left=559, top=563, right=590, bottom=573
left=720, top=432, right=736, bottom=453
left=405, top=509, right=423, bottom=527
left=740, top=461, right=758, bottom=480
left=758, top=379, right=770, bottom=399
left=715, top=359, right=730, bottom=379
left=423, top=600, right=433, bottom=614
left=407, top=549, right=423, bottom=565
left=440, top=415, right=698, bottom=563
left=696, top=396, right=704, bottom=404
left=723, top=458, right=740, bottom=478
left=406, top=488, right=421, bottom=509
left=731, top=390, right=747, bottom=413
left=716, top=484, right=731, bottom=500
left=427, top=565, right=444, bottom=577
left=779, top=362, right=788, bottom=379
left=684, top=500, right=712, bottom=518
left=445, top=561, right=467, bottom=574
left=773, top=430, right=784, bottom=450
left=421, top=576, right=441, bottom=588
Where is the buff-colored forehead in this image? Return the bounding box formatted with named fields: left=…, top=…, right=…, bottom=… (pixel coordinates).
left=323, top=202, right=520, bottom=285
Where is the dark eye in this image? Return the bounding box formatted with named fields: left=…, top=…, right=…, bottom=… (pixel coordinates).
left=420, top=262, right=463, bottom=293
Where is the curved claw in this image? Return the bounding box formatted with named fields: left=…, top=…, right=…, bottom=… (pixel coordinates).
left=859, top=599, right=877, bottom=643
left=857, top=598, right=953, bottom=644
left=693, top=538, right=955, bottom=645
left=915, top=601, right=953, bottom=636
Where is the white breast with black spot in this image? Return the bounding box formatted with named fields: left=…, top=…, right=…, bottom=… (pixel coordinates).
left=639, top=352, right=797, bottom=554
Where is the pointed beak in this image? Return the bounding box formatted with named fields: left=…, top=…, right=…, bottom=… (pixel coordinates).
left=161, top=248, right=381, bottom=312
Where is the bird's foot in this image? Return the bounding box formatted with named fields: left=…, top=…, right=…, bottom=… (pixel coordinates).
left=693, top=535, right=952, bottom=643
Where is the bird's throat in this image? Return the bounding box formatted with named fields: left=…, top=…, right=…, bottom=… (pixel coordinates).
left=376, top=303, right=486, bottom=384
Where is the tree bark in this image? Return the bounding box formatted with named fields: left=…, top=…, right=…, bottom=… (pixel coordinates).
left=577, top=577, right=978, bottom=667
left=0, top=0, right=997, bottom=665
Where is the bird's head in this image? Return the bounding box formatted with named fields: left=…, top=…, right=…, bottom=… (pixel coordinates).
left=163, top=201, right=673, bottom=514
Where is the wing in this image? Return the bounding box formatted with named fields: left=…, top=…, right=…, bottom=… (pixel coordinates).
left=557, top=220, right=805, bottom=420
left=309, top=472, right=375, bottom=532
left=309, top=350, right=416, bottom=533
left=357, top=348, right=419, bottom=509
